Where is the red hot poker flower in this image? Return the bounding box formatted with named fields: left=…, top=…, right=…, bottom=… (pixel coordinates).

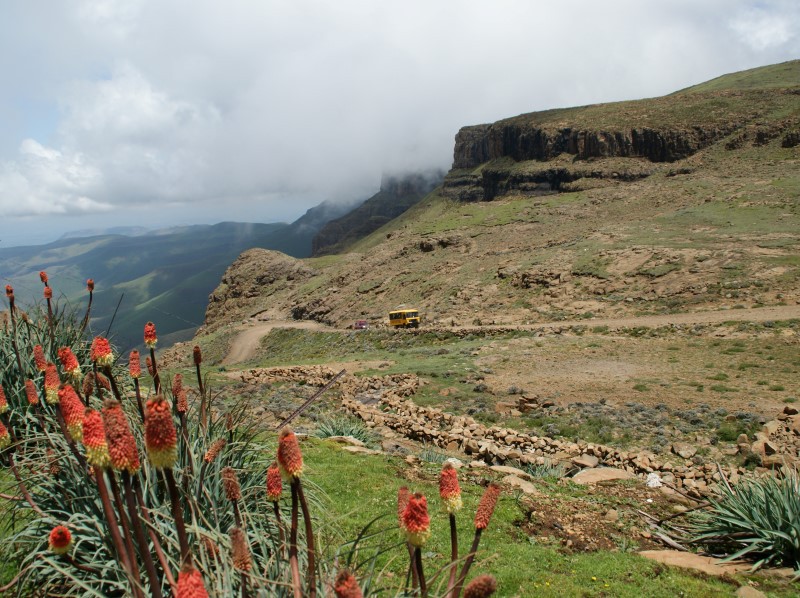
left=176, top=389, right=188, bottom=414
left=44, top=363, right=61, bottom=404
left=82, top=409, right=110, bottom=468
left=144, top=321, right=158, bottom=348
left=48, top=526, right=72, bottom=555
left=102, top=400, right=140, bottom=473
left=91, top=337, right=113, bottom=367
left=0, top=385, right=8, bottom=414
left=5, top=285, right=13, bottom=297
left=230, top=527, right=252, bottom=572
left=57, top=347, right=81, bottom=380
left=33, top=345, right=47, bottom=372
left=402, top=493, right=431, bottom=547
left=474, top=484, right=501, bottom=530
left=86, top=279, right=94, bottom=291
left=39, top=271, right=48, bottom=284
left=43, top=286, right=52, bottom=300
left=59, top=385, right=85, bottom=441
left=193, top=345, right=202, bottom=365
left=334, top=570, right=364, bottom=598
left=222, top=466, right=242, bottom=501
left=25, top=379, right=40, bottom=405
left=176, top=562, right=209, bottom=598
left=463, top=574, right=498, bottom=598
left=277, top=427, right=303, bottom=480
left=266, top=462, right=282, bottom=502
left=203, top=438, right=226, bottom=464
left=128, top=350, right=141, bottom=379
left=0, top=420, right=10, bottom=450
left=144, top=395, right=177, bottom=469
left=171, top=373, right=183, bottom=396
left=439, top=462, right=463, bottom=514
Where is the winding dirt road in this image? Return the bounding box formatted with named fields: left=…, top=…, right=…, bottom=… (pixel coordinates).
left=222, top=305, right=800, bottom=365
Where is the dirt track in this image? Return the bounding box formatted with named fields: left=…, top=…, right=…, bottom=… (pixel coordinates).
left=222, top=305, right=800, bottom=365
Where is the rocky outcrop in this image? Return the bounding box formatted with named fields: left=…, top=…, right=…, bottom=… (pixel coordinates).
left=452, top=124, right=736, bottom=169
left=203, top=249, right=316, bottom=331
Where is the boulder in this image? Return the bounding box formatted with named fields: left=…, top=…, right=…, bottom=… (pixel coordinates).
left=671, top=443, right=697, bottom=459
left=490, top=465, right=534, bottom=480
left=501, top=475, right=540, bottom=496
left=638, top=550, right=750, bottom=577
left=571, top=454, right=600, bottom=468
left=571, top=467, right=635, bottom=485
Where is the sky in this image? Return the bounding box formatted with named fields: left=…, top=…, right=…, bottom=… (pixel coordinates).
left=0, top=0, right=798, bottom=247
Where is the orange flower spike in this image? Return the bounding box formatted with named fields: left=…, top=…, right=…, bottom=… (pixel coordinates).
left=439, top=462, right=463, bottom=514
left=48, top=526, right=72, bottom=555
left=59, top=385, right=86, bottom=441
left=266, top=462, right=283, bottom=502
left=4, top=285, right=12, bottom=297
left=25, top=379, right=40, bottom=405
left=402, top=493, right=431, bottom=547
left=102, top=400, right=140, bottom=473
left=0, top=385, right=8, bottom=414
left=277, top=427, right=303, bottom=480
left=39, top=271, right=48, bottom=284
left=334, top=570, right=364, bottom=598
left=86, top=279, right=94, bottom=292
left=57, top=347, right=81, bottom=380
left=44, top=363, right=61, bottom=404
left=397, top=486, right=410, bottom=528
left=463, top=574, right=498, bottom=598
left=171, top=373, right=183, bottom=396
left=0, top=420, right=10, bottom=450
left=43, top=286, right=53, bottom=300
left=176, top=389, right=188, bottom=414
left=193, top=345, right=202, bottom=365
left=91, top=336, right=113, bottom=367
left=33, top=345, right=47, bottom=372
left=230, top=527, right=252, bottom=572
left=144, top=321, right=158, bottom=348
left=144, top=395, right=177, bottom=469
left=82, top=409, right=110, bottom=468
left=222, top=466, right=242, bottom=501
left=176, top=562, right=210, bottom=598
left=203, top=438, right=226, bottom=463
left=474, top=484, right=501, bottom=530
left=128, top=350, right=141, bottom=379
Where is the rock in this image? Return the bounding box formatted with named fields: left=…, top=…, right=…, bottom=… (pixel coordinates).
left=490, top=465, right=533, bottom=480
left=604, top=509, right=619, bottom=522
left=762, top=420, right=781, bottom=435
left=444, top=457, right=464, bottom=469
left=671, top=443, right=697, bottom=459
left=341, top=446, right=382, bottom=456
left=735, top=587, right=767, bottom=598
left=571, top=454, right=599, bottom=468
left=571, top=467, right=635, bottom=485
left=469, top=460, right=488, bottom=468
left=736, top=433, right=750, bottom=445
left=501, top=475, right=540, bottom=495
left=783, top=405, right=799, bottom=416
left=638, top=550, right=750, bottom=577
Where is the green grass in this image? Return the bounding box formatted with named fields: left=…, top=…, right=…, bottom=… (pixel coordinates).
left=302, top=439, right=757, bottom=597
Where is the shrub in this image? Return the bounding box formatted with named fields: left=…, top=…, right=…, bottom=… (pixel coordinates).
left=314, top=415, right=377, bottom=446
left=689, top=469, right=800, bottom=572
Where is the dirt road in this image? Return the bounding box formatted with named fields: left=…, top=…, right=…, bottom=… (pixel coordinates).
left=222, top=320, right=331, bottom=365
left=222, top=305, right=800, bottom=365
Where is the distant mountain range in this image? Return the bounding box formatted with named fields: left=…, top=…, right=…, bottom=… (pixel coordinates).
left=0, top=173, right=436, bottom=349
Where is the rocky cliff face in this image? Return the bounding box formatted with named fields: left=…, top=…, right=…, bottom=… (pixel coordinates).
left=444, top=86, right=799, bottom=202
left=452, top=123, right=735, bottom=169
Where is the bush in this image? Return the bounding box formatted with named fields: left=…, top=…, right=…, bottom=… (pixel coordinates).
left=689, top=469, right=800, bottom=572
left=314, top=415, right=377, bottom=446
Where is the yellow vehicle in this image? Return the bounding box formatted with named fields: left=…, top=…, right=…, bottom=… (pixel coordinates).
left=389, top=309, right=421, bottom=328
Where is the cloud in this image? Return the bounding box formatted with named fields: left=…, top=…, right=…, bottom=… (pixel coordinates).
left=0, top=0, right=798, bottom=231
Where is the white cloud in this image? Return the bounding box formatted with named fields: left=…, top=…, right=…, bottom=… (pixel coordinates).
left=0, top=0, right=798, bottom=235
